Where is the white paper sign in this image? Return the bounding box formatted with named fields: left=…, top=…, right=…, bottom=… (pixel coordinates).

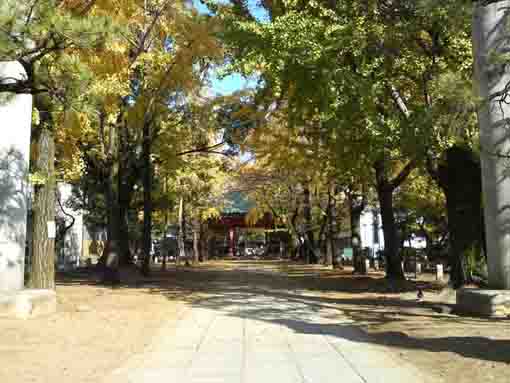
left=47, top=221, right=56, bottom=239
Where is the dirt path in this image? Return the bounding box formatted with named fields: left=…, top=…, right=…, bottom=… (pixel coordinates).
left=0, top=271, right=187, bottom=383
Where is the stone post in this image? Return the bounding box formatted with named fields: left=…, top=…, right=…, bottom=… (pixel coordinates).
left=473, top=1, right=510, bottom=289
left=0, top=62, right=32, bottom=292
left=436, top=264, right=444, bottom=281
left=364, top=258, right=370, bottom=273
left=335, top=255, right=343, bottom=269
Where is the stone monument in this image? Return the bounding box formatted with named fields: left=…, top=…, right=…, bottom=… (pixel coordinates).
left=0, top=62, right=56, bottom=319
left=473, top=0, right=510, bottom=290
left=456, top=1, right=510, bottom=317
left=0, top=61, right=32, bottom=292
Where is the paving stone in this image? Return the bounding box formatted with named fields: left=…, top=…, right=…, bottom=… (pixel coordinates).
left=103, top=286, right=431, bottom=383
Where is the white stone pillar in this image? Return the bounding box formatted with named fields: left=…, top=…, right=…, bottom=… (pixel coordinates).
left=436, top=264, right=444, bottom=281
left=473, top=1, right=510, bottom=289
left=0, top=61, right=32, bottom=291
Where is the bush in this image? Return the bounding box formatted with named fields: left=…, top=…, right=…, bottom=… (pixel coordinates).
left=465, top=246, right=487, bottom=282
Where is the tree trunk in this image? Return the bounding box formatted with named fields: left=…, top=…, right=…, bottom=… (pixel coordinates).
left=161, top=249, right=167, bottom=271
left=303, top=185, right=317, bottom=263
left=162, top=175, right=169, bottom=271
left=200, top=223, right=209, bottom=262
left=374, top=160, right=405, bottom=280
left=325, top=187, right=334, bottom=266
left=28, top=127, right=56, bottom=289
left=289, top=208, right=300, bottom=259
left=318, top=215, right=327, bottom=263
left=116, top=117, right=134, bottom=267
left=208, top=236, right=215, bottom=260
left=329, top=185, right=339, bottom=268
left=192, top=219, right=200, bottom=265
left=437, top=146, right=484, bottom=288
left=141, top=122, right=152, bottom=276
left=118, top=180, right=133, bottom=266
left=348, top=190, right=366, bottom=273
left=350, top=199, right=362, bottom=272
left=102, top=118, right=122, bottom=284
left=118, top=199, right=131, bottom=264
left=103, top=173, right=121, bottom=284
left=177, top=196, right=186, bottom=266
left=286, top=211, right=302, bottom=260
left=473, top=1, right=510, bottom=289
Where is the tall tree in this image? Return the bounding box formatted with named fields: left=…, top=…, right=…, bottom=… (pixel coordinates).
left=209, top=0, right=475, bottom=280
left=0, top=0, right=116, bottom=288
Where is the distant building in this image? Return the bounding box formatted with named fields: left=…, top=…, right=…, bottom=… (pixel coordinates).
left=360, top=209, right=384, bottom=255
left=54, top=183, right=106, bottom=269
left=358, top=208, right=425, bottom=257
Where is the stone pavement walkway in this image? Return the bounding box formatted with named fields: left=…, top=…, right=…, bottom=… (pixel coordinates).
left=104, top=280, right=431, bottom=383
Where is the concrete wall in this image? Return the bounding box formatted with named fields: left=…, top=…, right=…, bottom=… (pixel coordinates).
left=359, top=210, right=425, bottom=255
left=0, top=62, right=32, bottom=291
left=360, top=210, right=384, bottom=253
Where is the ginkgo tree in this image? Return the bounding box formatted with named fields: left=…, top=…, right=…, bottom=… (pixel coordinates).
left=206, top=0, right=478, bottom=281
left=232, top=103, right=351, bottom=264
left=58, top=0, right=224, bottom=280
left=1, top=0, right=226, bottom=285
left=0, top=0, right=120, bottom=288
left=162, top=151, right=232, bottom=265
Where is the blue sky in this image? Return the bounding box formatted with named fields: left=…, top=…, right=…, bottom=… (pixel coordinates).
left=193, top=0, right=268, bottom=21
left=210, top=73, right=259, bottom=95
left=192, top=0, right=267, bottom=96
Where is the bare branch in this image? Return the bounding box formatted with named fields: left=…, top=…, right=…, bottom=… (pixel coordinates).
left=177, top=141, right=227, bottom=156
left=389, top=84, right=411, bottom=119
left=390, top=159, right=416, bottom=190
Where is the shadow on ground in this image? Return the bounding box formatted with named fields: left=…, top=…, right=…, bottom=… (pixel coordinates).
left=57, top=260, right=510, bottom=365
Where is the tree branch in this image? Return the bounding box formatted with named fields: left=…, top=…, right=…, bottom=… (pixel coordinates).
left=176, top=141, right=227, bottom=156
left=56, top=192, right=76, bottom=242
left=389, top=84, right=411, bottom=119
left=130, top=0, right=173, bottom=62
left=228, top=0, right=255, bottom=21
left=390, top=159, right=416, bottom=190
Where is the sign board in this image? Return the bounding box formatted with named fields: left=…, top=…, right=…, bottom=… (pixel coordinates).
left=343, top=247, right=353, bottom=260
left=47, top=221, right=56, bottom=239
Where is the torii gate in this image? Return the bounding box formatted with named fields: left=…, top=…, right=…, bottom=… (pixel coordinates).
left=208, top=212, right=273, bottom=257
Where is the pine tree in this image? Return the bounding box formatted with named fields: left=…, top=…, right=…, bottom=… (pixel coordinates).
left=0, top=0, right=117, bottom=288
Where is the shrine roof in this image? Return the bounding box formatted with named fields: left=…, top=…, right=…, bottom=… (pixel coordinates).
left=221, top=191, right=255, bottom=215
